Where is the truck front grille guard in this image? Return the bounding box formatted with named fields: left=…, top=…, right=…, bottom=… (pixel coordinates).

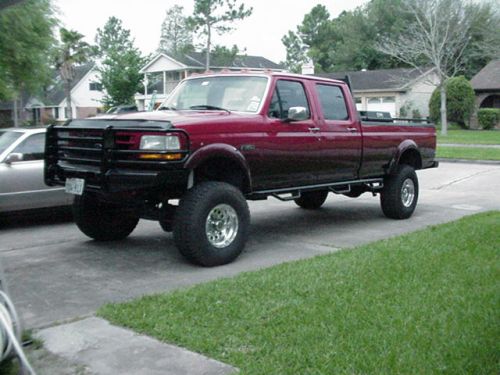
left=44, top=124, right=190, bottom=190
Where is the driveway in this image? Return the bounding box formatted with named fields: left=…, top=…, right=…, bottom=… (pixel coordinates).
left=1, top=161, right=499, bottom=329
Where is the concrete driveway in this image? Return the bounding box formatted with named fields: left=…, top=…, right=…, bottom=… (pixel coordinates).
left=1, top=161, right=499, bottom=329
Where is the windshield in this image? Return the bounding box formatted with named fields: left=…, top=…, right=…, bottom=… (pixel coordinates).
left=161, top=76, right=268, bottom=113
left=0, top=131, right=23, bottom=155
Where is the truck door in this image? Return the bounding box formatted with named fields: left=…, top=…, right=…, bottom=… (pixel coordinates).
left=314, top=83, right=362, bottom=182
left=253, top=79, right=323, bottom=189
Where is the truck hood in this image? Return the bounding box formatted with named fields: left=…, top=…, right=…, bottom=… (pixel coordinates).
left=92, top=110, right=256, bottom=128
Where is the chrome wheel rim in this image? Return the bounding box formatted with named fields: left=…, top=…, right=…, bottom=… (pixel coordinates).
left=401, top=178, right=415, bottom=207
left=205, top=204, right=239, bottom=248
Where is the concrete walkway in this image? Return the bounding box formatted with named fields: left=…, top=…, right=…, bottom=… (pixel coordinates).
left=438, top=142, right=500, bottom=148
left=33, top=317, right=237, bottom=375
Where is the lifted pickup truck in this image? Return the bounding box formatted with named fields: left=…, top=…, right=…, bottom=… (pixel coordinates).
left=45, top=72, right=438, bottom=266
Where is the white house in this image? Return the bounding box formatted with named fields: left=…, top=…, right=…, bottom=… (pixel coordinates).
left=318, top=67, right=439, bottom=118
left=135, top=52, right=285, bottom=110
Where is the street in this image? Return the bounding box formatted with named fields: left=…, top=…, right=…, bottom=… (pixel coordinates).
left=1, top=161, right=499, bottom=329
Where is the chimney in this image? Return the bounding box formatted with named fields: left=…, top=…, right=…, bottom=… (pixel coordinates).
left=301, top=60, right=314, bottom=75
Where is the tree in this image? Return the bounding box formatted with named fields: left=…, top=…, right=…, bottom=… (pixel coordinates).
left=158, top=5, right=193, bottom=56
left=55, top=28, right=94, bottom=120
left=429, top=76, right=476, bottom=128
left=377, top=0, right=499, bottom=135
left=0, top=0, right=56, bottom=126
left=188, top=0, right=252, bottom=70
left=96, top=17, right=146, bottom=108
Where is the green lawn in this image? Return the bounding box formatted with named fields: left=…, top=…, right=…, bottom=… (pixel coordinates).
left=437, top=129, right=500, bottom=145
left=437, top=146, right=500, bottom=161
left=100, top=212, right=500, bottom=375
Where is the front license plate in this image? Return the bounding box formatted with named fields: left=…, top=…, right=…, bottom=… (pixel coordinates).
left=65, top=178, right=85, bottom=195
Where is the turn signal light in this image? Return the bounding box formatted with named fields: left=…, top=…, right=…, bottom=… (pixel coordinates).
left=138, top=153, right=183, bottom=161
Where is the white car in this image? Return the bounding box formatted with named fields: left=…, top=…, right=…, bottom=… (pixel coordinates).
left=0, top=127, right=72, bottom=214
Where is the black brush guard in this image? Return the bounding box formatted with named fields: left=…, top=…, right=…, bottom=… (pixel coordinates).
left=44, top=120, right=190, bottom=193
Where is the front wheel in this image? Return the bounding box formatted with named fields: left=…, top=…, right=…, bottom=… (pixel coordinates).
left=73, top=193, right=139, bottom=241
left=380, top=165, right=419, bottom=219
left=173, top=182, right=250, bottom=267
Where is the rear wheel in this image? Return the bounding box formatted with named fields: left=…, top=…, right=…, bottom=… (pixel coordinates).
left=73, top=193, right=139, bottom=241
left=380, top=165, right=419, bottom=219
left=173, top=182, right=250, bottom=267
left=294, top=190, right=328, bottom=209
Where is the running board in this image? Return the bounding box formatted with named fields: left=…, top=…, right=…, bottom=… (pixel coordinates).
left=248, top=178, right=384, bottom=200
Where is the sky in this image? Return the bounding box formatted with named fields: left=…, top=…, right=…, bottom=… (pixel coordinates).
left=54, top=0, right=370, bottom=64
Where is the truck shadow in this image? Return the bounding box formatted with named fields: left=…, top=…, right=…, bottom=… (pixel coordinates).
left=0, top=207, right=73, bottom=229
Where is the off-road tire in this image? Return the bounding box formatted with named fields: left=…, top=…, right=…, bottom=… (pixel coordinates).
left=73, top=193, right=139, bottom=241
left=294, top=190, right=328, bottom=209
left=173, top=182, right=250, bottom=267
left=380, top=165, right=419, bottom=219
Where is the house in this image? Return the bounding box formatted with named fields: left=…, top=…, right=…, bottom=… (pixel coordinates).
left=470, top=59, right=500, bottom=128
left=0, top=63, right=104, bottom=127
left=135, top=52, right=284, bottom=110
left=316, top=67, right=439, bottom=118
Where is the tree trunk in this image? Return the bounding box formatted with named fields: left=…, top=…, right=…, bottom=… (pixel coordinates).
left=65, top=79, right=73, bottom=120
left=205, top=23, right=211, bottom=71
left=440, top=83, right=447, bottom=136
left=13, top=98, right=18, bottom=127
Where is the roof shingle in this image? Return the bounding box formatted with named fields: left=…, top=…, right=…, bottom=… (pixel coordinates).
left=471, top=60, right=500, bottom=91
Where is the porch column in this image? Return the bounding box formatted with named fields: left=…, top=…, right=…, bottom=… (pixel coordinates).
left=163, top=71, right=167, bottom=95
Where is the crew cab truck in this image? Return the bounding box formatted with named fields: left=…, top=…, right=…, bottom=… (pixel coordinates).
left=45, top=72, right=438, bottom=266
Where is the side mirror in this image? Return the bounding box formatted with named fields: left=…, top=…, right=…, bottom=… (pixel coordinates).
left=4, top=153, right=23, bottom=164
left=287, top=106, right=309, bottom=122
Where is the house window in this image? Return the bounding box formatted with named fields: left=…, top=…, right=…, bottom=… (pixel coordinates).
left=382, top=96, right=395, bottom=103
left=89, top=82, right=103, bottom=91
left=368, top=97, right=381, bottom=104
left=53, top=107, right=59, bottom=119
left=355, top=97, right=362, bottom=104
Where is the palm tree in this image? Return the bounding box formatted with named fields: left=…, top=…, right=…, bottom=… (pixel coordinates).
left=55, top=28, right=93, bottom=119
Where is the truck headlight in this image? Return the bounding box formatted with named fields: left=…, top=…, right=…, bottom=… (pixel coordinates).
left=140, top=135, right=180, bottom=150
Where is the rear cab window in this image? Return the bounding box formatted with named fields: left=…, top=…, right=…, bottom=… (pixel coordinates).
left=315, top=83, right=350, bottom=121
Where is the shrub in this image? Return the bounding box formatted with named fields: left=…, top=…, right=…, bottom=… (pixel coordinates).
left=429, top=76, right=476, bottom=128
left=477, top=108, right=500, bottom=130
left=412, top=108, right=421, bottom=119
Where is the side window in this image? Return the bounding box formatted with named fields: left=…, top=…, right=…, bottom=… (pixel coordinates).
left=13, top=133, right=45, bottom=161
left=316, top=84, right=349, bottom=121
left=268, top=80, right=310, bottom=120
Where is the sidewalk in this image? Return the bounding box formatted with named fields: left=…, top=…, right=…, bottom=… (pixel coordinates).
left=29, top=317, right=238, bottom=375
left=438, top=143, right=500, bottom=148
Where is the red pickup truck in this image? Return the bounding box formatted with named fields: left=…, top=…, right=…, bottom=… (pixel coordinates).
left=45, top=72, right=438, bottom=266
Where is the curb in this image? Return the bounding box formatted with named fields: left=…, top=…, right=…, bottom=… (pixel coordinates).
left=437, top=158, right=500, bottom=165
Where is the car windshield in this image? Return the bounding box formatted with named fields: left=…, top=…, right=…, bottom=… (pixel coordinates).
left=0, top=131, right=23, bottom=155
left=160, top=76, right=268, bottom=113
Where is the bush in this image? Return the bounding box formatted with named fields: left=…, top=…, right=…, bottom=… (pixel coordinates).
left=478, top=108, right=500, bottom=130
left=429, top=76, right=476, bottom=128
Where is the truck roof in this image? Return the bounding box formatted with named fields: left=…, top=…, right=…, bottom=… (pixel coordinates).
left=185, top=70, right=347, bottom=86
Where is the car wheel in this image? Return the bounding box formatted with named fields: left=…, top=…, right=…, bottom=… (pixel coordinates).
left=173, top=182, right=250, bottom=267
left=380, top=165, right=419, bottom=219
left=294, top=190, right=328, bottom=209
left=73, top=193, right=139, bottom=241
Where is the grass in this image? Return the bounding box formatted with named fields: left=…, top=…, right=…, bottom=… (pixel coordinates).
left=99, top=212, right=500, bottom=375
left=437, top=129, right=500, bottom=145
left=437, top=146, right=500, bottom=161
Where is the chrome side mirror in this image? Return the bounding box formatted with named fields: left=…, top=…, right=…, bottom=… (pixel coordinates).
left=5, top=153, right=23, bottom=164
left=287, top=106, right=309, bottom=122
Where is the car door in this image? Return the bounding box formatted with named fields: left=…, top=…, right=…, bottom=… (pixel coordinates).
left=314, top=83, right=362, bottom=182
left=0, top=132, right=70, bottom=212
left=250, top=79, right=323, bottom=189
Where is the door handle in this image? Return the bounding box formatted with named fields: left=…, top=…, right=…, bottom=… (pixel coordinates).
left=347, top=127, right=358, bottom=133
left=309, top=127, right=320, bottom=132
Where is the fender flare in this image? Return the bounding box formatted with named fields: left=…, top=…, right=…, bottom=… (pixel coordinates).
left=388, top=140, right=422, bottom=174
left=184, top=143, right=253, bottom=191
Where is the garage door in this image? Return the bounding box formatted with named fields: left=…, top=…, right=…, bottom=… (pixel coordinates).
left=366, top=96, right=396, bottom=117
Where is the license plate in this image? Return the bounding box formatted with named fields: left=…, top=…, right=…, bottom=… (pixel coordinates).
left=65, top=178, right=85, bottom=195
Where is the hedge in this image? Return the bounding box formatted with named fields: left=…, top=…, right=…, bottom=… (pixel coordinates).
left=478, top=108, right=500, bottom=130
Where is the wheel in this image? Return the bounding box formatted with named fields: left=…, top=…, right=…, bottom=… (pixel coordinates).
left=294, top=190, right=328, bottom=209
left=73, top=193, right=139, bottom=241
left=380, top=165, right=419, bottom=219
left=173, top=182, right=250, bottom=267
left=159, top=203, right=176, bottom=232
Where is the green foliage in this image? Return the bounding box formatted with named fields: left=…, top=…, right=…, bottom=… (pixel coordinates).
left=96, top=17, right=146, bottom=107
left=210, top=44, right=240, bottom=67
left=437, top=146, right=500, bottom=160
left=100, top=212, right=500, bottom=374
left=478, top=108, right=500, bottom=130
left=158, top=5, right=193, bottom=56
left=188, top=0, right=252, bottom=69
left=429, top=76, right=475, bottom=128
left=0, top=0, right=56, bottom=100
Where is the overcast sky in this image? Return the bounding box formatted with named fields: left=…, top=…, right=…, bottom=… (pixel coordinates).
left=54, top=0, right=370, bottom=63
